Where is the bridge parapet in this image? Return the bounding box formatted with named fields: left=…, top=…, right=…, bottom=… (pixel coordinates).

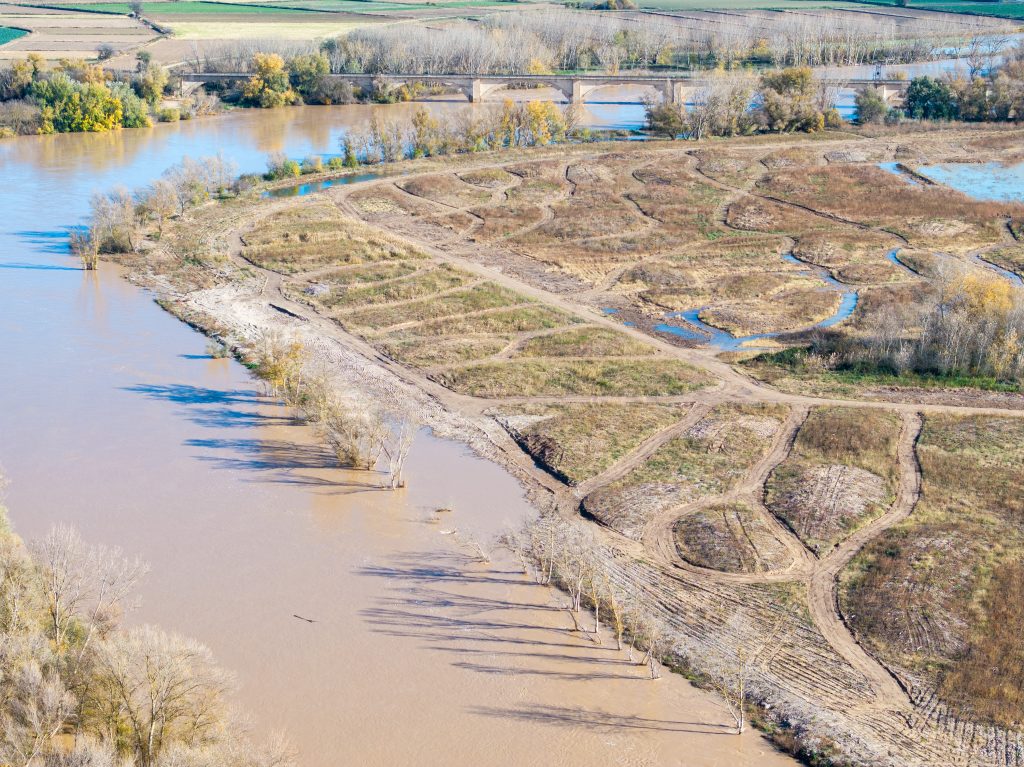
left=178, top=71, right=913, bottom=106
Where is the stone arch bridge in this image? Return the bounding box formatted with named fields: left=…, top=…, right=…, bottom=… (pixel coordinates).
left=180, top=72, right=909, bottom=106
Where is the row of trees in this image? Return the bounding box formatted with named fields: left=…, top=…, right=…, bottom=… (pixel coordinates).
left=815, top=268, right=1024, bottom=383
left=78, top=161, right=420, bottom=487
left=857, top=43, right=1024, bottom=124
left=74, top=155, right=238, bottom=268
left=0, top=501, right=294, bottom=767
left=501, top=511, right=762, bottom=735
left=645, top=67, right=841, bottom=139
left=250, top=334, right=418, bottom=490
left=185, top=10, right=1011, bottom=79
left=237, top=52, right=354, bottom=108
left=335, top=101, right=577, bottom=167
left=298, top=9, right=1012, bottom=76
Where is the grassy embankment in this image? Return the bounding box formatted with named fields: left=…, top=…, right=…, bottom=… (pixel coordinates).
left=842, top=414, right=1024, bottom=729
left=766, top=407, right=902, bottom=556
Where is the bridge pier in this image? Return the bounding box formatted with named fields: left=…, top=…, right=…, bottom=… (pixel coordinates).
left=874, top=83, right=906, bottom=106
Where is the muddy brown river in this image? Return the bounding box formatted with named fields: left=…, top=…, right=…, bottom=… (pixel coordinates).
left=0, top=105, right=795, bottom=766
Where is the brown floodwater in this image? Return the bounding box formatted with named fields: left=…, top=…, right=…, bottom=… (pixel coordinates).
left=0, top=107, right=796, bottom=766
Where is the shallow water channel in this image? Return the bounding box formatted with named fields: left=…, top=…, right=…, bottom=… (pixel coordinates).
left=0, top=106, right=795, bottom=765
left=650, top=253, right=859, bottom=351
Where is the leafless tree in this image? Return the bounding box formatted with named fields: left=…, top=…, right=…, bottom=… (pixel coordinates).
left=0, top=660, right=76, bottom=767
left=30, top=525, right=147, bottom=670
left=100, top=625, right=232, bottom=767
left=69, top=229, right=100, bottom=271
left=382, top=410, right=418, bottom=490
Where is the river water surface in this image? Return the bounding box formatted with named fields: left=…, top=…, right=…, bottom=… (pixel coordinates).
left=0, top=106, right=795, bottom=765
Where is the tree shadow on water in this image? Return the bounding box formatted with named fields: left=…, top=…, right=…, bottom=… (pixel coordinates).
left=13, top=229, right=72, bottom=256
left=0, top=261, right=81, bottom=271
left=124, top=383, right=263, bottom=406
left=469, top=704, right=735, bottom=735
left=123, top=383, right=293, bottom=429
left=357, top=551, right=660, bottom=684
left=185, top=436, right=382, bottom=491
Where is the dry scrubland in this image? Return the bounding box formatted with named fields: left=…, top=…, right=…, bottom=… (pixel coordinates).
left=111, top=125, right=1024, bottom=767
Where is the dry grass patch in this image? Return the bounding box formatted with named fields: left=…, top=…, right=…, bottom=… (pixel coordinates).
left=506, top=176, right=568, bottom=204
left=628, top=164, right=729, bottom=240
left=985, top=243, right=1024, bottom=277
left=432, top=358, right=710, bottom=399
left=348, top=185, right=435, bottom=218
left=793, top=231, right=905, bottom=284
left=458, top=168, right=516, bottom=188
left=766, top=407, right=901, bottom=556
left=675, top=502, right=794, bottom=574
left=691, top=149, right=767, bottom=187
left=398, top=305, right=580, bottom=338
left=758, top=165, right=1020, bottom=252
left=379, top=336, right=509, bottom=367
left=295, top=264, right=477, bottom=311
left=582, top=403, right=788, bottom=540
left=726, top=195, right=831, bottom=235
left=469, top=203, right=546, bottom=241
left=337, top=282, right=526, bottom=330
left=397, top=175, right=492, bottom=209
left=491, top=402, right=690, bottom=485
left=841, top=414, right=1024, bottom=728
left=700, top=285, right=841, bottom=336
left=295, top=262, right=420, bottom=286
left=241, top=202, right=425, bottom=273
left=514, top=326, right=658, bottom=358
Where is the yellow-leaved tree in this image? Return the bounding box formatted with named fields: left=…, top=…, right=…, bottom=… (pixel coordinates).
left=242, top=53, right=299, bottom=109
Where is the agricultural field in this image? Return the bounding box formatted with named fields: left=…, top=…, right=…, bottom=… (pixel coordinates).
left=238, top=194, right=710, bottom=399
left=581, top=402, right=788, bottom=540
left=847, top=0, right=1024, bottom=19
left=132, top=125, right=1024, bottom=767
left=0, top=24, right=26, bottom=45
left=0, top=2, right=155, bottom=60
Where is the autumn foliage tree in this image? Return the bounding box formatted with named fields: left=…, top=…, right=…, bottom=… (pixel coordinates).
left=242, top=53, right=299, bottom=108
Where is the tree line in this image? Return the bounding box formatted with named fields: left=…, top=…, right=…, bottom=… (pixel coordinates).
left=501, top=510, right=769, bottom=737
left=808, top=267, right=1024, bottom=385
left=857, top=43, right=1024, bottom=124
left=248, top=334, right=419, bottom=490
left=643, top=67, right=843, bottom=139
left=72, top=154, right=238, bottom=269
left=190, top=9, right=1014, bottom=77
left=0, top=53, right=215, bottom=137
left=0, top=493, right=294, bottom=767
left=77, top=159, right=423, bottom=488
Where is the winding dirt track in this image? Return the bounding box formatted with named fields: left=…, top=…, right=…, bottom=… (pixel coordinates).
left=805, top=411, right=923, bottom=707
left=205, top=137, right=1024, bottom=764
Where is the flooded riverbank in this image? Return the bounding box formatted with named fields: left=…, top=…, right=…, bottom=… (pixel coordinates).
left=0, top=107, right=795, bottom=765
left=916, top=160, right=1024, bottom=202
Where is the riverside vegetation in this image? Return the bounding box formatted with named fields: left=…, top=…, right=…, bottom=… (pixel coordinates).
left=0, top=480, right=295, bottom=767
left=3, top=3, right=1021, bottom=137
left=78, top=116, right=1024, bottom=767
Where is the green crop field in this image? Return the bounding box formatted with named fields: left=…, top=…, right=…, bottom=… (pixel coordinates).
left=0, top=26, right=28, bottom=45
left=632, top=0, right=863, bottom=9
left=45, top=1, right=313, bottom=14
left=846, top=0, right=1024, bottom=19
left=258, top=0, right=516, bottom=10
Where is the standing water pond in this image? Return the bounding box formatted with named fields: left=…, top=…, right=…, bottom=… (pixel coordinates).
left=0, top=105, right=794, bottom=766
